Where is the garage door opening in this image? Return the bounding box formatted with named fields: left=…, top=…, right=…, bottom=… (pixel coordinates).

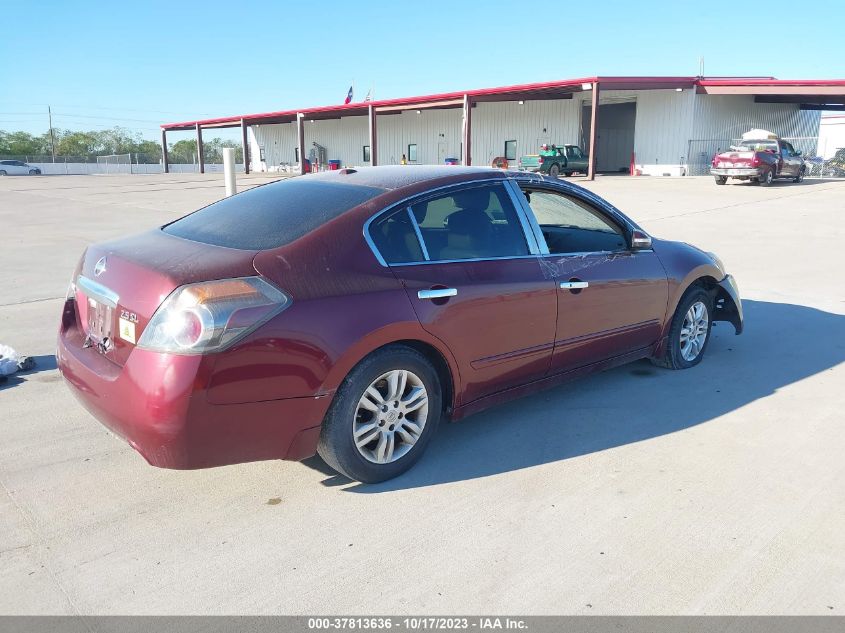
left=581, top=101, right=636, bottom=174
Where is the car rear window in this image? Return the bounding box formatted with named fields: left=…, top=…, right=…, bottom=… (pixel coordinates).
left=163, top=178, right=386, bottom=250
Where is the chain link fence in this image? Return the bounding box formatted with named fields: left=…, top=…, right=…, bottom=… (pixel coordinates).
left=0, top=153, right=246, bottom=175
left=687, top=137, right=845, bottom=178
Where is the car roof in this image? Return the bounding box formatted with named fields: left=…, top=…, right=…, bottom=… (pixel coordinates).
left=301, top=165, right=600, bottom=203
left=304, top=165, right=507, bottom=191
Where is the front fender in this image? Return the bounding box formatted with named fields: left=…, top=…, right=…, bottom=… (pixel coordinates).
left=715, top=274, right=743, bottom=334
left=652, top=239, right=736, bottom=337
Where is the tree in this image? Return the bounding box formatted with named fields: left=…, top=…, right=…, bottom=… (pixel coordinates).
left=0, top=130, right=50, bottom=157
left=1, top=126, right=247, bottom=165
left=55, top=130, right=101, bottom=157
left=164, top=137, right=243, bottom=164
left=168, top=139, right=198, bottom=164
left=202, top=137, right=243, bottom=164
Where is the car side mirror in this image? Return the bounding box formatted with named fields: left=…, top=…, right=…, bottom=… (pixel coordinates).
left=631, top=230, right=652, bottom=250
left=795, top=150, right=802, bottom=156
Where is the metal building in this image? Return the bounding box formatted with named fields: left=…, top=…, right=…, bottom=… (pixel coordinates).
left=160, top=76, right=845, bottom=178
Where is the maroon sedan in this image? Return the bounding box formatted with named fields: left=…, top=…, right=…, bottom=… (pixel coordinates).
left=58, top=167, right=743, bottom=482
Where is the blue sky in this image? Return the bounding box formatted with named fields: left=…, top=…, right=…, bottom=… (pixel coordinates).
left=2, top=0, right=843, bottom=141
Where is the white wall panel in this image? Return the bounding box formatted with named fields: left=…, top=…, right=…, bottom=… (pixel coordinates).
left=632, top=89, right=695, bottom=168
left=250, top=123, right=297, bottom=169
left=472, top=99, right=581, bottom=167
left=818, top=116, right=845, bottom=158
left=304, top=116, right=369, bottom=167
left=692, top=94, right=820, bottom=142
left=375, top=109, right=463, bottom=166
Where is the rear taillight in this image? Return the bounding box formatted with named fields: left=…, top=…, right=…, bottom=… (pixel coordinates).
left=751, top=155, right=760, bottom=167
left=137, top=277, right=290, bottom=354
left=538, top=157, right=544, bottom=165
left=711, top=156, right=718, bottom=167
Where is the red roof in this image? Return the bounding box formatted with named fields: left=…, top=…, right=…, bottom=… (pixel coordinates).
left=161, top=76, right=845, bottom=131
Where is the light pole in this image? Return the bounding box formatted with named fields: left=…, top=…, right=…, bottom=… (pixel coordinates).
left=48, top=106, right=56, bottom=162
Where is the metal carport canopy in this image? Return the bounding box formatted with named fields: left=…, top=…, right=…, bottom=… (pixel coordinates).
left=697, top=78, right=845, bottom=109
left=159, top=76, right=707, bottom=131
left=158, top=76, right=845, bottom=175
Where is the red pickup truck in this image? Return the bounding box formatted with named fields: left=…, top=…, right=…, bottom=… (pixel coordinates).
left=711, top=138, right=806, bottom=185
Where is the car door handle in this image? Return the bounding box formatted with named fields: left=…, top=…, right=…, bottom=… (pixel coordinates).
left=559, top=281, right=589, bottom=289
left=418, top=288, right=457, bottom=300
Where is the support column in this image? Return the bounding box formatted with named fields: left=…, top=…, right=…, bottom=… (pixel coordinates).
left=461, top=94, right=472, bottom=166
left=160, top=128, right=169, bottom=173
left=587, top=82, right=600, bottom=181
left=368, top=104, right=378, bottom=166
left=296, top=113, right=306, bottom=175
left=241, top=119, right=250, bottom=174
left=195, top=123, right=205, bottom=174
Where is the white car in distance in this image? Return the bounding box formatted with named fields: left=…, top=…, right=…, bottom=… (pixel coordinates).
left=0, top=160, right=42, bottom=175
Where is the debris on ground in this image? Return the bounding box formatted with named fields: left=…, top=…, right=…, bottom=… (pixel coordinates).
left=0, top=344, right=36, bottom=377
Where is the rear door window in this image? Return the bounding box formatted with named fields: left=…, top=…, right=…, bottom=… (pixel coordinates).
left=369, top=183, right=530, bottom=265
left=369, top=209, right=426, bottom=264
left=410, top=184, right=529, bottom=262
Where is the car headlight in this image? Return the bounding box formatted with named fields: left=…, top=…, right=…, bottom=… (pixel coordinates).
left=137, top=277, right=290, bottom=354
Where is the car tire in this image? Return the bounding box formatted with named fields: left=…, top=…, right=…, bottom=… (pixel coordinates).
left=548, top=164, right=560, bottom=178
left=793, top=167, right=805, bottom=183
left=759, top=169, right=774, bottom=186
left=651, top=286, right=713, bottom=370
left=564, top=171, right=574, bottom=177
left=0, top=170, right=6, bottom=176
left=29, top=170, right=38, bottom=175
left=715, top=176, right=727, bottom=185
left=317, top=345, right=442, bottom=483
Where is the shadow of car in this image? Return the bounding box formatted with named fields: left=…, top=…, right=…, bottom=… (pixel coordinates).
left=313, top=300, right=843, bottom=491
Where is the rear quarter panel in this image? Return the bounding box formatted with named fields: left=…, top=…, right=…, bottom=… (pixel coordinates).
left=211, top=191, right=463, bottom=406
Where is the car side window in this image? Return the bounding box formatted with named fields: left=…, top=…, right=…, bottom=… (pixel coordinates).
left=409, top=184, right=529, bottom=262
left=370, top=208, right=426, bottom=264
left=523, top=189, right=627, bottom=254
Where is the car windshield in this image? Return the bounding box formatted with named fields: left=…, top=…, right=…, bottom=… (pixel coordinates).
left=163, top=178, right=386, bottom=250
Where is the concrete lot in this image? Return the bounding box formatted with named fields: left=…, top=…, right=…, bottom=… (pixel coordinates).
left=1, top=172, right=844, bottom=615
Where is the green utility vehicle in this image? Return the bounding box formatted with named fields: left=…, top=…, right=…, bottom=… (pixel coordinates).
left=518, top=144, right=589, bottom=177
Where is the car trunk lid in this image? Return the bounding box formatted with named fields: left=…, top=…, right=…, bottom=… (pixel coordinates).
left=74, top=229, right=259, bottom=367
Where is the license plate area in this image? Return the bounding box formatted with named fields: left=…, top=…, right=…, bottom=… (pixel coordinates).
left=86, top=296, right=114, bottom=347
left=77, top=275, right=120, bottom=354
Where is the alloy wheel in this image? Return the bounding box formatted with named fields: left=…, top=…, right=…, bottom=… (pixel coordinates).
left=353, top=369, right=429, bottom=464
left=679, top=301, right=709, bottom=362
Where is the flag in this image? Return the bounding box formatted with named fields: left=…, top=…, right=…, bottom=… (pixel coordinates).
left=344, top=85, right=353, bottom=105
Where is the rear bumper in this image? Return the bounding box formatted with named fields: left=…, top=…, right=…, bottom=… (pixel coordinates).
left=711, top=168, right=760, bottom=177
left=57, top=300, right=330, bottom=469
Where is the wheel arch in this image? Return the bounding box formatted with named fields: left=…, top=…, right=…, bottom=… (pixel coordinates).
left=391, top=339, right=455, bottom=416
left=319, top=325, right=462, bottom=415
left=666, top=273, right=741, bottom=336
